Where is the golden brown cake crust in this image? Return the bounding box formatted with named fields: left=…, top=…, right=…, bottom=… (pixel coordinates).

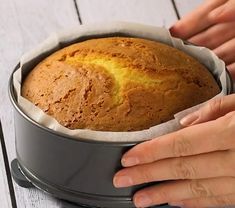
left=22, top=37, right=220, bottom=131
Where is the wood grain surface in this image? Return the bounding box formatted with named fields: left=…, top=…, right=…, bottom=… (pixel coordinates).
left=0, top=0, right=203, bottom=207
left=0, top=0, right=78, bottom=207
left=175, top=0, right=204, bottom=17
left=0, top=133, right=12, bottom=208
left=76, top=0, right=177, bottom=27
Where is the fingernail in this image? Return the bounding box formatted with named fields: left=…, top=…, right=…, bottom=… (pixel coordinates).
left=113, top=175, right=133, bottom=188
left=169, top=201, right=184, bottom=207
left=180, top=112, right=199, bottom=126
left=169, top=25, right=178, bottom=35
left=121, top=157, right=139, bottom=167
left=169, top=25, right=174, bottom=32
left=135, top=194, right=152, bottom=207
left=209, top=6, right=224, bottom=20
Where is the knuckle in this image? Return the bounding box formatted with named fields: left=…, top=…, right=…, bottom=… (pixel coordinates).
left=225, top=152, right=235, bottom=176
left=207, top=97, right=224, bottom=117
left=213, top=196, right=233, bottom=206
left=189, top=180, right=212, bottom=198
left=173, top=159, right=196, bottom=179
left=179, top=198, right=200, bottom=208
left=141, top=168, right=155, bottom=183
left=224, top=111, right=235, bottom=127
left=227, top=115, right=235, bottom=134
left=156, top=189, right=170, bottom=201
left=145, top=140, right=160, bottom=162
left=216, top=112, right=235, bottom=150
left=172, top=134, right=193, bottom=157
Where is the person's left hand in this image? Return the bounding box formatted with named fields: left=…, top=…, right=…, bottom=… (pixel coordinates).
left=113, top=94, right=235, bottom=208
left=170, top=0, right=235, bottom=80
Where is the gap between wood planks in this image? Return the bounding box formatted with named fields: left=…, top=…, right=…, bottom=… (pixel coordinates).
left=73, top=0, right=83, bottom=24
left=0, top=121, right=17, bottom=208
left=0, top=2, right=180, bottom=208
left=171, top=0, right=181, bottom=20
left=74, top=0, right=179, bottom=26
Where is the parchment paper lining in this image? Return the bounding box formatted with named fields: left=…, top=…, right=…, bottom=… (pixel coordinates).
left=13, top=22, right=228, bottom=142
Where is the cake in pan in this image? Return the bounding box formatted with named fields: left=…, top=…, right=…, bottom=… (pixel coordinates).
left=22, top=37, right=220, bottom=131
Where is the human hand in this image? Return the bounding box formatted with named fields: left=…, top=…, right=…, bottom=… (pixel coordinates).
left=170, top=0, right=235, bottom=80
left=113, top=94, right=235, bottom=207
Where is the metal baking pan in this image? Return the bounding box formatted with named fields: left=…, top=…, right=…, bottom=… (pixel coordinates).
left=9, top=40, right=234, bottom=208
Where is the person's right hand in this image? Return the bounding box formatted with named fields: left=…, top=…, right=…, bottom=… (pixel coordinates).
left=170, top=0, right=235, bottom=80
left=113, top=94, right=235, bottom=208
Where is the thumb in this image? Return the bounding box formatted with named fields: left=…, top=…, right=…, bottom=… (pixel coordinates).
left=180, top=94, right=235, bottom=126
left=209, top=0, right=235, bottom=23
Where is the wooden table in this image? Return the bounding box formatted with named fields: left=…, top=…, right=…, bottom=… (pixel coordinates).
left=0, top=0, right=203, bottom=207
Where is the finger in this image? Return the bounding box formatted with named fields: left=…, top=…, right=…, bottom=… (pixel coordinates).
left=170, top=0, right=227, bottom=39
left=180, top=94, right=235, bottom=126
left=171, top=194, right=235, bottom=208
left=114, top=151, right=235, bottom=187
left=209, top=0, right=235, bottom=23
left=188, top=21, right=235, bottom=50
left=214, top=37, right=235, bottom=65
left=132, top=177, right=235, bottom=207
left=120, top=112, right=235, bottom=167
left=227, top=62, right=235, bottom=80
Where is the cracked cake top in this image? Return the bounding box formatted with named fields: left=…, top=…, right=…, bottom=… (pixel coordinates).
left=22, top=37, right=220, bottom=131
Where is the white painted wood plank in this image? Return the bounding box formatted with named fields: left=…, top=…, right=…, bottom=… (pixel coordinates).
left=76, top=0, right=178, bottom=27
left=175, top=0, right=204, bottom=17
left=0, top=0, right=79, bottom=207
left=0, top=146, right=11, bottom=208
